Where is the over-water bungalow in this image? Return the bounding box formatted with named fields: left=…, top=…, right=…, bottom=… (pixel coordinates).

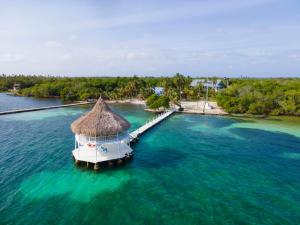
left=71, top=98, right=133, bottom=170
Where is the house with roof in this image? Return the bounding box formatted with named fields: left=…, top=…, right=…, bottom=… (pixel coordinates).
left=13, top=83, right=21, bottom=91
left=153, top=87, right=164, bottom=96
left=214, top=80, right=225, bottom=92
left=190, top=79, right=205, bottom=87
left=190, top=79, right=225, bottom=92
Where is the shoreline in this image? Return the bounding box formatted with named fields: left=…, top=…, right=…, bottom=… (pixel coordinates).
left=179, top=100, right=229, bottom=115
left=2, top=93, right=298, bottom=119
left=106, top=99, right=229, bottom=115
left=105, top=99, right=146, bottom=105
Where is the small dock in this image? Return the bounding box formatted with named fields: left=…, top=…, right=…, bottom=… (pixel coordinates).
left=0, top=102, right=94, bottom=115
left=130, top=109, right=176, bottom=142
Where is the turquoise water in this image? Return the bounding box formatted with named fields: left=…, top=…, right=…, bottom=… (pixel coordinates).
left=0, top=93, right=62, bottom=112
left=0, top=96, right=300, bottom=224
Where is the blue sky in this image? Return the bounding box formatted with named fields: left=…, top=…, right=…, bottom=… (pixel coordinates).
left=0, top=0, right=300, bottom=77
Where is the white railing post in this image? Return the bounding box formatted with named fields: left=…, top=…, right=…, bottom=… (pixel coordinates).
left=95, top=147, right=97, bottom=162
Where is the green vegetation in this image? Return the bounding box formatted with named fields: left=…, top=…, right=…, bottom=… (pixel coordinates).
left=0, top=75, right=160, bottom=101
left=0, top=73, right=196, bottom=102
left=1, top=74, right=299, bottom=116
left=217, top=79, right=300, bottom=116
left=146, top=94, right=170, bottom=109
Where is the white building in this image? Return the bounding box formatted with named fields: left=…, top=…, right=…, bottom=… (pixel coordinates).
left=153, top=87, right=164, bottom=96
left=71, top=98, right=133, bottom=170
left=190, top=79, right=225, bottom=92
left=190, top=79, right=205, bottom=87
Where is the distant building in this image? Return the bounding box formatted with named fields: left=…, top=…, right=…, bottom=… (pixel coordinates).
left=153, top=87, right=164, bottom=96
left=214, top=80, right=225, bottom=92
left=190, top=79, right=225, bottom=92
left=190, top=79, right=205, bottom=87
left=203, top=80, right=214, bottom=89
left=13, top=83, right=20, bottom=91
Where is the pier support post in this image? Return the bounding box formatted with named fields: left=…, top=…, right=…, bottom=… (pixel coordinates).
left=117, top=159, right=123, bottom=165
left=94, top=163, right=100, bottom=170
left=129, top=153, right=133, bottom=159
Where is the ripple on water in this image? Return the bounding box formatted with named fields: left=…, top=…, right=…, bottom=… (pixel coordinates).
left=20, top=170, right=130, bottom=203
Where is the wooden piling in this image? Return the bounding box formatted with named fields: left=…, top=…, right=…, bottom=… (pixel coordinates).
left=94, top=163, right=100, bottom=170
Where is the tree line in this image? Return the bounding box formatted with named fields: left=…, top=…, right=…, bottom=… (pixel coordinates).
left=217, top=78, right=300, bottom=116
left=0, top=74, right=299, bottom=116
left=0, top=74, right=213, bottom=101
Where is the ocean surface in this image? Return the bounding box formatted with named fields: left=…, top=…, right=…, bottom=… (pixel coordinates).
left=0, top=93, right=62, bottom=112
left=0, top=95, right=300, bottom=225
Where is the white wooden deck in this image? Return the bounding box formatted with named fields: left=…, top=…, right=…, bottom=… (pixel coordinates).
left=72, top=142, right=132, bottom=163
left=129, top=109, right=176, bottom=141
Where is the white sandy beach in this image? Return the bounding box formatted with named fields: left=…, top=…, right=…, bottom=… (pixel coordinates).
left=180, top=101, right=228, bottom=115
left=107, top=98, right=227, bottom=115
left=106, top=99, right=146, bottom=105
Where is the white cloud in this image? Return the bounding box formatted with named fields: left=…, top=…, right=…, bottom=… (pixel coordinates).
left=0, top=53, right=23, bottom=62
left=227, top=65, right=233, bottom=70
left=70, top=34, right=78, bottom=41
left=289, top=53, right=300, bottom=62
left=125, top=52, right=148, bottom=60
left=67, top=0, right=274, bottom=31
left=0, top=0, right=298, bottom=76
left=45, top=40, right=62, bottom=48
left=96, top=49, right=149, bottom=63
left=61, top=53, right=72, bottom=60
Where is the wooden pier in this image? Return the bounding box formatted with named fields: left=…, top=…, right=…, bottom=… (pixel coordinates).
left=129, top=109, right=176, bottom=142
left=0, top=101, right=94, bottom=115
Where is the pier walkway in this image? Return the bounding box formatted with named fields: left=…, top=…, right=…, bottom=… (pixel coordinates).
left=0, top=102, right=93, bottom=115
left=129, top=109, right=176, bottom=142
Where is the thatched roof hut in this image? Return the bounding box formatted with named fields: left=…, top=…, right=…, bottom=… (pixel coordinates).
left=71, top=98, right=130, bottom=137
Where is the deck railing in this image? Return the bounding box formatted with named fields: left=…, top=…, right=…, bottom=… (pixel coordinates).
left=130, top=109, right=175, bottom=139
left=75, top=132, right=130, bottom=145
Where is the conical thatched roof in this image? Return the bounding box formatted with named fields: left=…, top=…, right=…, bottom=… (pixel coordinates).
left=71, top=98, right=130, bottom=137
